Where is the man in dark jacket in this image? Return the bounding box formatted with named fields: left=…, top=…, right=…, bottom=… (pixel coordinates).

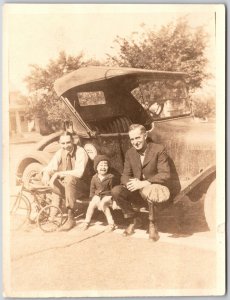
left=112, top=124, right=170, bottom=241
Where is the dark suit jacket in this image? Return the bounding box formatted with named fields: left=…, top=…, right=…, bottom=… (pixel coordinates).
left=121, top=142, right=170, bottom=186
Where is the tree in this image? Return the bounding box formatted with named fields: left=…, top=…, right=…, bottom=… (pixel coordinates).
left=24, top=51, right=101, bottom=134
left=190, top=85, right=216, bottom=119
left=107, top=18, right=210, bottom=93
left=192, top=99, right=215, bottom=119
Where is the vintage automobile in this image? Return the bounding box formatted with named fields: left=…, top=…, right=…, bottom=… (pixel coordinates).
left=16, top=66, right=216, bottom=232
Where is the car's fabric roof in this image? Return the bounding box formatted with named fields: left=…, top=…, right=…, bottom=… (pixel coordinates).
left=53, top=66, right=186, bottom=97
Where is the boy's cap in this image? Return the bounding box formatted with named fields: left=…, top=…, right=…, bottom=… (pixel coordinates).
left=94, top=155, right=110, bottom=171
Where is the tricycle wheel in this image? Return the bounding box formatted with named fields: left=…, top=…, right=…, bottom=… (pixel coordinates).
left=204, top=179, right=216, bottom=232
left=37, top=205, right=63, bottom=232
left=10, top=194, right=31, bottom=231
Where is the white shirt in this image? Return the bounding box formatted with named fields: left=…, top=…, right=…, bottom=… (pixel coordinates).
left=139, top=151, right=146, bottom=166
left=44, top=145, right=88, bottom=178
left=139, top=151, right=146, bottom=179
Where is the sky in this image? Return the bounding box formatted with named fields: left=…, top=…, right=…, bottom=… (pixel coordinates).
left=5, top=4, right=216, bottom=93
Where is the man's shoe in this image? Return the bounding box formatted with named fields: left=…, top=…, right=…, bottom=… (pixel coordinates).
left=59, top=218, right=75, bottom=231
left=149, top=222, right=160, bottom=241
left=123, top=223, right=135, bottom=236
left=123, top=216, right=141, bottom=236
left=59, top=209, right=75, bottom=231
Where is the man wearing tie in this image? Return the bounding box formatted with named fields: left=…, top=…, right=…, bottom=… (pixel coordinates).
left=42, top=131, right=90, bottom=231
left=112, top=124, right=171, bottom=241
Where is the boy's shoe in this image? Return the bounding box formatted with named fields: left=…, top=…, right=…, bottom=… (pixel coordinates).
left=81, top=222, right=90, bottom=231
left=105, top=224, right=117, bottom=233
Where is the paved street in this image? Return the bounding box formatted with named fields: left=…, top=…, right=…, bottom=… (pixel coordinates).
left=5, top=140, right=218, bottom=296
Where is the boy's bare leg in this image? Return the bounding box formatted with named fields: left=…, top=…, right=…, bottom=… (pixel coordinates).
left=84, top=195, right=100, bottom=224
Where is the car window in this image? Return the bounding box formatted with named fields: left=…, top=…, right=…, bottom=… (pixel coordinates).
left=131, top=79, right=191, bottom=119
left=77, top=91, right=106, bottom=106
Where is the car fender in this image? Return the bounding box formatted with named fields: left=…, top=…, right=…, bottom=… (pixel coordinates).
left=173, top=165, right=216, bottom=203
left=34, top=131, right=62, bottom=151
left=16, top=150, right=53, bottom=177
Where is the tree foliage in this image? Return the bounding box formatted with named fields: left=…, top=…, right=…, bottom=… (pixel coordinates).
left=107, top=19, right=210, bottom=93
left=24, top=51, right=101, bottom=133
left=24, top=19, right=214, bottom=132
left=192, top=98, right=215, bottom=119
left=191, top=88, right=216, bottom=119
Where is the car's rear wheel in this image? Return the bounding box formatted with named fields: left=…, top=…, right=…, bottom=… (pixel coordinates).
left=22, top=162, right=44, bottom=187
left=204, top=179, right=216, bottom=232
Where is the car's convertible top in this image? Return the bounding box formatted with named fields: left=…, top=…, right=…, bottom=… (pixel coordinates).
left=54, top=66, right=186, bottom=97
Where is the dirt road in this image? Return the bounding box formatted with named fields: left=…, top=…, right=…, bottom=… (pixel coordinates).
left=8, top=223, right=216, bottom=297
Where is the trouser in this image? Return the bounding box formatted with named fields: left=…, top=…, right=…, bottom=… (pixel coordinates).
left=111, top=184, right=170, bottom=222
left=50, top=175, right=90, bottom=210
left=85, top=195, right=114, bottom=225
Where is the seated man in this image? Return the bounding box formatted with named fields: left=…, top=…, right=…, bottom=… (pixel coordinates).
left=42, top=131, right=91, bottom=231
left=112, top=124, right=170, bottom=241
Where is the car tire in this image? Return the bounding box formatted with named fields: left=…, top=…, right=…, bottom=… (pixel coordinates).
left=204, top=179, right=216, bottom=232
left=22, top=162, right=44, bottom=187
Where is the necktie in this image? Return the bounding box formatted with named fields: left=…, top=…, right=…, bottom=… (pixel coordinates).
left=66, top=153, right=72, bottom=171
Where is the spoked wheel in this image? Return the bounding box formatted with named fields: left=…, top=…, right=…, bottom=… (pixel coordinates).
left=10, top=194, right=31, bottom=231
left=37, top=205, right=63, bottom=233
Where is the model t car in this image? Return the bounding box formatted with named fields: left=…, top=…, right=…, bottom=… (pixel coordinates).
left=16, top=66, right=216, bottom=232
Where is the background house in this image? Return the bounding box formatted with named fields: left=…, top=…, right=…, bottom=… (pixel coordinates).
left=9, top=90, right=41, bottom=137
left=9, top=91, right=29, bottom=136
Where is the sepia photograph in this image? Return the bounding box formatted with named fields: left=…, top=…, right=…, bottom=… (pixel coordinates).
left=3, top=4, right=225, bottom=297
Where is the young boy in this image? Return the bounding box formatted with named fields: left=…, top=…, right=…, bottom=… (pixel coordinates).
left=81, top=155, right=117, bottom=232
